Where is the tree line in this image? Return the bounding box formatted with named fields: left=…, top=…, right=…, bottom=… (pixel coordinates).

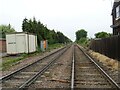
left=22, top=17, right=72, bottom=46
left=0, top=24, right=16, bottom=38
left=75, top=29, right=112, bottom=47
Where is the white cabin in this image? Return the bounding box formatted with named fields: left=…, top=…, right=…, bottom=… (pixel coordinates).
left=6, top=32, right=37, bottom=54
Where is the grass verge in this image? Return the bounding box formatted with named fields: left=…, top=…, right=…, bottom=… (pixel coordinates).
left=1, top=43, right=65, bottom=70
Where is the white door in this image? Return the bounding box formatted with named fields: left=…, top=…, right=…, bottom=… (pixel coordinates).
left=6, top=34, right=16, bottom=54
left=16, top=35, right=25, bottom=53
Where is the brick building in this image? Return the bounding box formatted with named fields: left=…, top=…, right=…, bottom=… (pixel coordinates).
left=111, top=0, right=120, bottom=35
left=0, top=38, right=6, bottom=52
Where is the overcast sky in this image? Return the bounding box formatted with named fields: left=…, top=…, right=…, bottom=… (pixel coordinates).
left=0, top=0, right=114, bottom=41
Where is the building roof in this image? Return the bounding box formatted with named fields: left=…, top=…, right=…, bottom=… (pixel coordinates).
left=114, top=0, right=120, bottom=2
left=6, top=32, right=36, bottom=36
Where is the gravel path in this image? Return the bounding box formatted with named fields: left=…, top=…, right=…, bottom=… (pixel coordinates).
left=29, top=45, right=73, bottom=88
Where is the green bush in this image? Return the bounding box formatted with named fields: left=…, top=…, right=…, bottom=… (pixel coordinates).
left=77, top=38, right=89, bottom=47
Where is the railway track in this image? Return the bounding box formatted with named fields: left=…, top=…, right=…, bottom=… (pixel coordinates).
left=71, top=45, right=120, bottom=89
left=1, top=45, right=70, bottom=89
left=28, top=45, right=73, bottom=88
left=1, top=44, right=119, bottom=89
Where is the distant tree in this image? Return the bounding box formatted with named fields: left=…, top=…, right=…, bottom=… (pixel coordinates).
left=22, top=18, right=29, bottom=32
left=0, top=24, right=16, bottom=38
left=57, top=31, right=64, bottom=43
left=78, top=38, right=87, bottom=43
left=95, top=31, right=111, bottom=38
left=76, top=29, right=87, bottom=41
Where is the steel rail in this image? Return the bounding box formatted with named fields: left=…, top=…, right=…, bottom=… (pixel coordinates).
left=77, top=45, right=120, bottom=89
left=19, top=46, right=70, bottom=88
left=0, top=46, right=67, bottom=82
left=71, top=45, right=75, bottom=90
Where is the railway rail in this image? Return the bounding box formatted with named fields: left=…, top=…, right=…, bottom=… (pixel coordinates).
left=1, top=45, right=70, bottom=89
left=71, top=45, right=120, bottom=89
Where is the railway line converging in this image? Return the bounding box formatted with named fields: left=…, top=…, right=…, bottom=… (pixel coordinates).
left=1, top=44, right=119, bottom=89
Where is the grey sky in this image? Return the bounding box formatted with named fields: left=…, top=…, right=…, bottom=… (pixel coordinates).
left=0, top=0, right=114, bottom=41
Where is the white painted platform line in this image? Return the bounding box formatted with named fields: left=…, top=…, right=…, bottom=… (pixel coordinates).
left=71, top=46, right=75, bottom=90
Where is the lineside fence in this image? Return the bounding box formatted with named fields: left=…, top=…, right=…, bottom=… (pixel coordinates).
left=89, top=35, right=120, bottom=61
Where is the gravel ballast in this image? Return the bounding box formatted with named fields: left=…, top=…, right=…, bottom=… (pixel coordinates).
left=2, top=48, right=63, bottom=76
left=88, top=49, right=120, bottom=86
left=29, top=46, right=73, bottom=88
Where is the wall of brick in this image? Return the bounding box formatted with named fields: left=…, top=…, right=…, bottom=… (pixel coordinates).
left=0, top=39, right=6, bottom=52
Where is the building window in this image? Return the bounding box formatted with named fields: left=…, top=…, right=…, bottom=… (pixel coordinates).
left=116, top=5, right=120, bottom=19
